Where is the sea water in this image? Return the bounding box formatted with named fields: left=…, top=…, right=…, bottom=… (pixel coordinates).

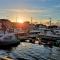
left=0, top=42, right=60, bottom=60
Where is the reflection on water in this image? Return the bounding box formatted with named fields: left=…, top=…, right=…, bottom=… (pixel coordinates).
left=0, top=42, right=60, bottom=60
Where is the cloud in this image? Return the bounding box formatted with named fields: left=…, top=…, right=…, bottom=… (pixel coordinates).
left=12, top=9, right=46, bottom=13
left=22, top=0, right=47, bottom=2
left=0, top=9, right=46, bottom=13
left=37, top=0, right=47, bottom=1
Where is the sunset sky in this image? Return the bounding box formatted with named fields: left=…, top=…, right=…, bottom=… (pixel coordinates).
left=0, top=0, right=60, bottom=24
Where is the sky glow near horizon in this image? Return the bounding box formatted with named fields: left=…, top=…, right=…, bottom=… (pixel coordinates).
left=0, top=0, right=60, bottom=25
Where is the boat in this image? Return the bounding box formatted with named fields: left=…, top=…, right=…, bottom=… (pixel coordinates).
left=53, top=28, right=60, bottom=35
left=28, top=27, right=46, bottom=39
left=28, top=29, right=40, bottom=38
left=16, top=31, right=28, bottom=42
left=0, top=33, right=20, bottom=48
left=39, top=29, right=60, bottom=40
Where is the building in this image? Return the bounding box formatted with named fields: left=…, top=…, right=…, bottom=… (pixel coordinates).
left=0, top=19, right=14, bottom=33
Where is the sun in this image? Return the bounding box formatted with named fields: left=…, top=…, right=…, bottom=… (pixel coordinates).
left=16, top=18, right=24, bottom=23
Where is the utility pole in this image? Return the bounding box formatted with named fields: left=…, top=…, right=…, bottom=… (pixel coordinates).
left=16, top=17, right=17, bottom=23
left=31, top=17, right=32, bottom=24
left=16, top=17, right=18, bottom=29
left=49, top=18, right=52, bottom=26
left=40, top=21, right=41, bottom=24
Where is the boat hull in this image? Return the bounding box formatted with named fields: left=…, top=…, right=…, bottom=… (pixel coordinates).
left=39, top=35, right=60, bottom=40
left=0, top=39, right=20, bottom=48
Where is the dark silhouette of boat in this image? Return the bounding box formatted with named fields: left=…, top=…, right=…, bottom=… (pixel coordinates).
left=0, top=33, right=20, bottom=48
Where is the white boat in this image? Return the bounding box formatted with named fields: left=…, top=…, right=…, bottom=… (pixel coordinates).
left=39, top=29, right=60, bottom=40
left=53, top=28, right=60, bottom=35
left=29, top=29, right=40, bottom=38
left=28, top=27, right=46, bottom=38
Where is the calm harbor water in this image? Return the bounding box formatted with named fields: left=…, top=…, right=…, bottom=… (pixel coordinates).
left=0, top=42, right=60, bottom=60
